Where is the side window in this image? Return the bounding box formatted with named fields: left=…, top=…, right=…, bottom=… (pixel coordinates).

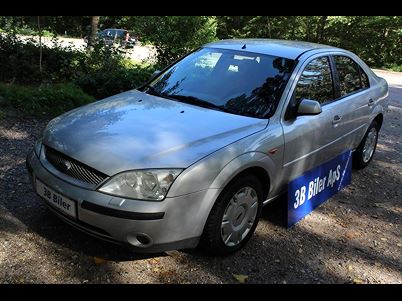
left=295, top=56, right=334, bottom=104
left=334, top=56, right=363, bottom=96
left=359, top=66, right=370, bottom=88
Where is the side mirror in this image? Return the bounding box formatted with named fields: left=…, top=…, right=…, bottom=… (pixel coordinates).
left=297, top=99, right=322, bottom=116
left=151, top=70, right=161, bottom=78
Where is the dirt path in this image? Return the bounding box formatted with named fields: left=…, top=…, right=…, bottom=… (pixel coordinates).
left=16, top=34, right=157, bottom=63
left=0, top=71, right=401, bottom=284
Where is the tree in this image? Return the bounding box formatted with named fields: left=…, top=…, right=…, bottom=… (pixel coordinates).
left=215, top=16, right=402, bottom=69
left=119, top=16, right=217, bottom=67
left=89, top=16, right=100, bottom=47
left=1, top=16, right=401, bottom=70
left=37, top=16, right=42, bottom=73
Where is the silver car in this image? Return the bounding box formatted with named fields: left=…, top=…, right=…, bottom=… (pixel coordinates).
left=26, top=39, right=388, bottom=255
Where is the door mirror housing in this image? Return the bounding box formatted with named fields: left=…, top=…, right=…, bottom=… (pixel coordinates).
left=297, top=99, right=322, bottom=116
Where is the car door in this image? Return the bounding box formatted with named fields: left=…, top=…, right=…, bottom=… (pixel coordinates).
left=329, top=54, right=373, bottom=151
left=281, top=55, right=342, bottom=181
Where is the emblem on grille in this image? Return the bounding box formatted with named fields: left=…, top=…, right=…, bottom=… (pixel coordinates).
left=62, top=161, right=72, bottom=172
left=45, top=146, right=107, bottom=185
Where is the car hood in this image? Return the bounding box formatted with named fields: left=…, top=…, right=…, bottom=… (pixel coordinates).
left=43, top=90, right=268, bottom=176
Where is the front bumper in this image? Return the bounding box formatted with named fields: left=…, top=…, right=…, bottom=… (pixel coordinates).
left=26, top=150, right=220, bottom=252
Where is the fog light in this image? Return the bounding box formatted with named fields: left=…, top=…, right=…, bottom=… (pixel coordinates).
left=127, top=233, right=153, bottom=247
left=136, top=234, right=151, bottom=245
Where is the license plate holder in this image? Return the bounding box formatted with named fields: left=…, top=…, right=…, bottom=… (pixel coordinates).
left=36, top=178, right=77, bottom=219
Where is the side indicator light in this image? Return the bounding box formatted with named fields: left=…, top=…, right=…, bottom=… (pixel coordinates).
left=268, top=148, right=278, bottom=155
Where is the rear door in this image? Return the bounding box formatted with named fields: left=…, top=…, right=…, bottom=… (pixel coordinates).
left=329, top=54, right=373, bottom=151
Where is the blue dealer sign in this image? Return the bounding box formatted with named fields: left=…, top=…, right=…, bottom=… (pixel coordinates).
left=287, top=150, right=352, bottom=227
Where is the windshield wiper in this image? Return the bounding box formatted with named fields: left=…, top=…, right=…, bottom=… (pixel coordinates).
left=165, top=94, right=232, bottom=114
left=142, top=88, right=233, bottom=114
left=142, top=85, right=184, bottom=103
left=142, top=84, right=165, bottom=98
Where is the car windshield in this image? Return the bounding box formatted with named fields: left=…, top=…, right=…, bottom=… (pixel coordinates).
left=142, top=47, right=296, bottom=119
left=101, top=29, right=125, bottom=37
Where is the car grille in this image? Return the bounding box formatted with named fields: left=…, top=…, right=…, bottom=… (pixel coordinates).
left=44, top=146, right=107, bottom=186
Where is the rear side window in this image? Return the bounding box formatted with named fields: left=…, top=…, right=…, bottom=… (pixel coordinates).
left=334, top=56, right=365, bottom=96
left=295, top=56, right=334, bottom=104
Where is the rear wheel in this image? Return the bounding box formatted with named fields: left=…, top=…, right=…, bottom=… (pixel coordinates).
left=200, top=174, right=264, bottom=256
left=353, top=121, right=379, bottom=169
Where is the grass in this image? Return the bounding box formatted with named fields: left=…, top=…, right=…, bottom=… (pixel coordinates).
left=0, top=82, right=94, bottom=117
left=383, top=64, right=402, bottom=72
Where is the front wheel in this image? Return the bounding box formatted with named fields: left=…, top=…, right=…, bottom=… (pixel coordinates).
left=353, top=120, right=380, bottom=169
left=200, top=174, right=264, bottom=256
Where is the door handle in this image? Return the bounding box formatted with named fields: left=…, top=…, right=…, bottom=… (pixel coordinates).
left=332, top=115, right=342, bottom=125
left=368, top=99, right=374, bottom=107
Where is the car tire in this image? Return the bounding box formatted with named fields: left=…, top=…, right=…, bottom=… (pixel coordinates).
left=200, top=174, right=264, bottom=256
left=353, top=120, right=380, bottom=169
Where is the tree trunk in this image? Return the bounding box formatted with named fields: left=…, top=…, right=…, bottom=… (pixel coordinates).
left=317, top=16, right=328, bottom=42
left=267, top=16, right=272, bottom=38
left=305, top=18, right=311, bottom=41
left=37, top=16, right=42, bottom=73
left=89, top=16, right=100, bottom=47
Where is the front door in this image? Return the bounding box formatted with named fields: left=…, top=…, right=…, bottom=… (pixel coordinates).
left=281, top=55, right=342, bottom=182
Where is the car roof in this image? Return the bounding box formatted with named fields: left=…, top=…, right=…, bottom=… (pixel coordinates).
left=103, top=29, right=127, bottom=32
left=203, top=39, right=343, bottom=60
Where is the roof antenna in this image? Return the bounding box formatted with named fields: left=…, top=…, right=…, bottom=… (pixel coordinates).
left=241, top=44, right=246, bottom=49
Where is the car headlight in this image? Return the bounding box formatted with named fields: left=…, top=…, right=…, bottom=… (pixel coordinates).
left=98, top=169, right=182, bottom=201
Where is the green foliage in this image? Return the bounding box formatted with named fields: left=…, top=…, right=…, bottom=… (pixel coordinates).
left=0, top=83, right=94, bottom=117
left=324, top=16, right=402, bottom=68
left=383, top=64, right=402, bottom=72
left=0, top=32, right=156, bottom=102
left=1, top=16, right=400, bottom=69
left=71, top=42, right=156, bottom=98
left=0, top=16, right=90, bottom=37
left=125, top=16, right=217, bottom=67
left=1, top=15, right=400, bottom=119
left=0, top=33, right=84, bottom=85
left=74, top=61, right=156, bottom=99
left=9, top=26, right=54, bottom=37
left=216, top=16, right=402, bottom=69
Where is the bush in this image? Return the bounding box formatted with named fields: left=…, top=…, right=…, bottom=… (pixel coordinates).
left=74, top=64, right=155, bottom=99
left=0, top=83, right=94, bottom=117
left=0, top=32, right=157, bottom=101
left=384, top=64, right=402, bottom=72
left=71, top=42, right=156, bottom=98
left=10, top=26, right=54, bottom=37
left=129, top=16, right=217, bottom=67
left=0, top=33, right=84, bottom=85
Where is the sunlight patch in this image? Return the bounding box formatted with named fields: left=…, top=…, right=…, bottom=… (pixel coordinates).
left=0, top=129, right=29, bottom=140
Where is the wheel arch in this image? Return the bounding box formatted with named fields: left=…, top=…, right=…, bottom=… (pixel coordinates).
left=199, top=152, right=275, bottom=231
left=186, top=151, right=279, bottom=240
left=209, top=151, right=274, bottom=201
left=198, top=153, right=274, bottom=248
left=226, top=166, right=271, bottom=201
left=373, top=113, right=383, bottom=129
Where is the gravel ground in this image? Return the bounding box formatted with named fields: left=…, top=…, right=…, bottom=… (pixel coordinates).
left=0, top=71, right=401, bottom=284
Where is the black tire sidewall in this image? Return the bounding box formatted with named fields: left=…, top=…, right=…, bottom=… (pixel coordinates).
left=202, top=174, right=264, bottom=255
left=353, top=121, right=379, bottom=169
